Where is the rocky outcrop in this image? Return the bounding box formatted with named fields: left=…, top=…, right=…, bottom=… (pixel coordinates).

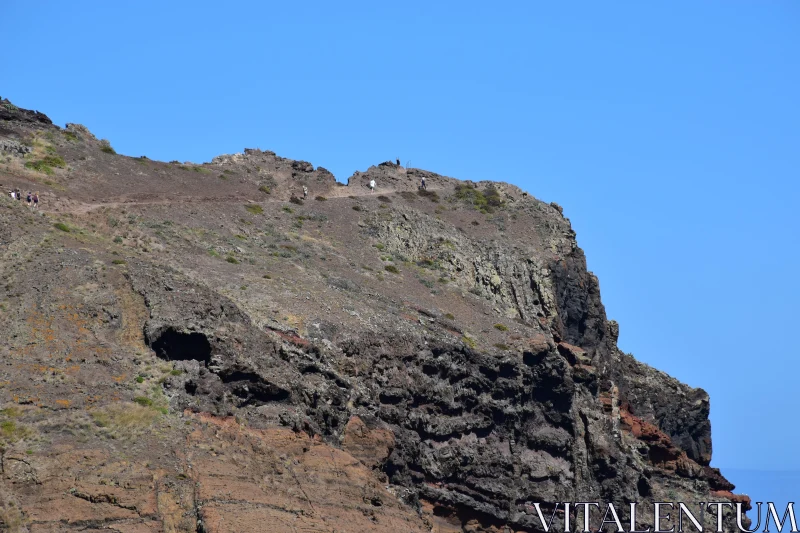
left=0, top=99, right=53, bottom=125
left=0, top=139, right=31, bottom=156
left=0, top=98, right=745, bottom=532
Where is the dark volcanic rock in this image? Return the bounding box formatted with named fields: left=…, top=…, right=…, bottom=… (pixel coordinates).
left=0, top=98, right=53, bottom=125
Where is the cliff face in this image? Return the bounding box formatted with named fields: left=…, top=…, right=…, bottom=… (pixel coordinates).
left=0, top=100, right=745, bottom=532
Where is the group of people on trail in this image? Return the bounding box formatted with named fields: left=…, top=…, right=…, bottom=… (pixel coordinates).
left=6, top=188, right=38, bottom=208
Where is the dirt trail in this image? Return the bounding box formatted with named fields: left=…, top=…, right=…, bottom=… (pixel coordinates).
left=44, top=186, right=440, bottom=215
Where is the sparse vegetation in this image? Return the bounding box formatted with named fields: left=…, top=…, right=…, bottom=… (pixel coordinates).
left=494, top=323, right=509, bottom=332
left=315, top=195, right=327, bottom=201
left=352, top=205, right=362, bottom=212
left=289, top=196, right=303, bottom=205
left=99, top=139, right=116, bottom=154
left=245, top=204, right=263, bottom=215
left=258, top=185, right=271, bottom=194
left=377, top=195, right=391, bottom=203
left=454, top=183, right=504, bottom=213
left=91, top=402, right=160, bottom=437
left=226, top=256, right=239, bottom=264
left=113, top=236, right=123, bottom=243
left=444, top=313, right=455, bottom=320
left=417, top=189, right=440, bottom=202
left=24, top=154, right=66, bottom=175
left=494, top=343, right=510, bottom=350
left=133, top=396, right=153, bottom=407
left=54, top=222, right=70, bottom=232
left=384, top=265, right=400, bottom=274
left=111, top=259, right=127, bottom=265
left=0, top=419, right=31, bottom=443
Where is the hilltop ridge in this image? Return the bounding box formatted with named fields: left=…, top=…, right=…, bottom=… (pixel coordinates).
left=0, top=99, right=746, bottom=532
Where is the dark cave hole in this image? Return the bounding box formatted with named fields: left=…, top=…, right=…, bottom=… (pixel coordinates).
left=498, top=363, right=517, bottom=379
left=150, top=328, right=212, bottom=365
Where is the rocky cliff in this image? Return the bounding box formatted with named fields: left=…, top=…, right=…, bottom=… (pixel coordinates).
left=0, top=99, right=746, bottom=532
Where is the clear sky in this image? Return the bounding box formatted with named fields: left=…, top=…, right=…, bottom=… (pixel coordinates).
left=3, top=0, right=798, bottom=505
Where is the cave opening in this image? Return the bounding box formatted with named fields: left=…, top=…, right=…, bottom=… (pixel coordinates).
left=150, top=328, right=212, bottom=365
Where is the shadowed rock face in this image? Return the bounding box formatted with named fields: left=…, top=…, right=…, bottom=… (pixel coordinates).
left=0, top=101, right=746, bottom=532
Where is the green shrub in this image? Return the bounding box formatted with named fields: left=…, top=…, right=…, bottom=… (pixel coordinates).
left=263, top=274, right=272, bottom=279
left=494, top=343, right=510, bottom=350
left=226, top=256, right=239, bottom=264
left=135, top=376, right=144, bottom=383
left=315, top=195, right=327, bottom=201
left=444, top=313, right=455, bottom=320
left=99, top=139, right=116, bottom=154
left=133, top=396, right=152, bottom=407
left=25, top=154, right=65, bottom=175
left=282, top=206, right=293, bottom=213
left=112, top=259, right=127, bottom=265
left=454, top=184, right=504, bottom=213
left=170, top=369, right=182, bottom=376
left=54, top=222, right=70, bottom=232
left=258, top=185, right=271, bottom=194
left=376, top=195, right=391, bottom=203
left=64, top=131, right=79, bottom=142
left=384, top=265, right=399, bottom=274
left=219, top=174, right=228, bottom=180
left=245, top=204, right=263, bottom=215
left=419, top=278, right=435, bottom=289
left=494, top=323, right=508, bottom=332
left=374, top=243, right=385, bottom=251
left=113, top=236, right=123, bottom=243
left=43, top=154, right=66, bottom=167
left=289, top=196, right=303, bottom=205
left=352, top=205, right=362, bottom=212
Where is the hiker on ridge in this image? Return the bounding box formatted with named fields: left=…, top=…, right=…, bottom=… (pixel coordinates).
left=369, top=179, right=376, bottom=193
left=420, top=176, right=427, bottom=190
left=26, top=192, right=32, bottom=206
left=302, top=185, right=308, bottom=200
left=33, top=192, right=39, bottom=208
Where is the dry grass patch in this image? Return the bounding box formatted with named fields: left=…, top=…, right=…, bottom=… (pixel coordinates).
left=91, top=402, right=159, bottom=438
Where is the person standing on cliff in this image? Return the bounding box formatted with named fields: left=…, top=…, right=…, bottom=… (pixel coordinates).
left=369, top=179, right=376, bottom=192
left=302, top=185, right=308, bottom=200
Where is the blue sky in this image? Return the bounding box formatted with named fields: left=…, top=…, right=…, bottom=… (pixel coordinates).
left=3, top=0, right=798, bottom=504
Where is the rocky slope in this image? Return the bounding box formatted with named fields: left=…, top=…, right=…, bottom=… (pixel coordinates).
left=0, top=98, right=746, bottom=532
